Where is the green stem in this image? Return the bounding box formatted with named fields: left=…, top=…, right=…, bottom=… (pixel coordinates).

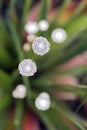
left=7, top=20, right=24, bottom=61
left=14, top=100, right=23, bottom=130
left=6, top=19, right=31, bottom=100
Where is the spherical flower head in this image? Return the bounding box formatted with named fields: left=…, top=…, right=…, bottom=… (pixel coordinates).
left=25, top=21, right=39, bottom=34
left=12, top=84, right=26, bottom=99
left=12, top=89, right=19, bottom=99
left=18, top=59, right=37, bottom=77
left=51, top=28, right=67, bottom=43
left=35, top=93, right=51, bottom=111
left=39, top=92, right=50, bottom=99
left=32, top=36, right=50, bottom=55
left=16, top=84, right=26, bottom=99
left=38, top=20, right=49, bottom=31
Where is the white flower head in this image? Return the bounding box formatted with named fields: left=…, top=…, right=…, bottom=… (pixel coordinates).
left=51, top=28, right=67, bottom=43
left=39, top=92, right=50, bottom=99
left=32, top=36, right=50, bottom=55
left=12, top=84, right=26, bottom=99
left=38, top=20, right=49, bottom=31
left=12, top=89, right=19, bottom=98
left=25, top=21, right=39, bottom=34
left=18, top=59, right=37, bottom=76
left=35, top=92, right=51, bottom=111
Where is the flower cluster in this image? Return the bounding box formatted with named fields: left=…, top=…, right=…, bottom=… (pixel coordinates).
left=14, top=20, right=67, bottom=112
left=25, top=20, right=67, bottom=43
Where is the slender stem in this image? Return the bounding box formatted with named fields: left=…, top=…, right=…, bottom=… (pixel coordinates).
left=7, top=19, right=31, bottom=100
left=7, top=20, right=24, bottom=61
left=14, top=100, right=23, bottom=130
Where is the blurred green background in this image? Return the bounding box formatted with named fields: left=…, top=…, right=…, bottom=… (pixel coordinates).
left=0, top=0, right=87, bottom=130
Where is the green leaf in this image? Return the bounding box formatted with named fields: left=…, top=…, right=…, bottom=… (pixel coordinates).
left=66, top=0, right=87, bottom=24
left=6, top=19, right=24, bottom=61
left=55, top=0, right=72, bottom=23
left=52, top=100, right=86, bottom=130
left=0, top=111, right=8, bottom=130
left=22, top=0, right=32, bottom=22
left=38, top=112, right=56, bottom=130
left=58, top=64, right=87, bottom=76
left=0, top=70, right=12, bottom=116
left=0, top=47, right=13, bottom=68
left=27, top=102, right=56, bottom=130
left=38, top=0, right=49, bottom=20
left=7, top=0, right=17, bottom=17
left=8, top=18, right=33, bottom=104
left=6, top=19, right=32, bottom=101
left=32, top=78, right=87, bottom=97
left=0, top=0, right=3, bottom=14
left=0, top=70, right=12, bottom=89
left=75, top=92, right=87, bottom=115
left=33, top=108, right=56, bottom=130
left=65, top=15, right=87, bottom=46
left=37, top=20, right=87, bottom=72
left=0, top=19, right=10, bottom=46
left=0, top=91, right=11, bottom=112
left=47, top=109, right=70, bottom=130
left=41, top=64, right=87, bottom=78
left=33, top=76, right=87, bottom=90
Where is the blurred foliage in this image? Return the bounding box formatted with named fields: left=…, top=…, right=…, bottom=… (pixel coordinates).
left=0, top=0, right=87, bottom=130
